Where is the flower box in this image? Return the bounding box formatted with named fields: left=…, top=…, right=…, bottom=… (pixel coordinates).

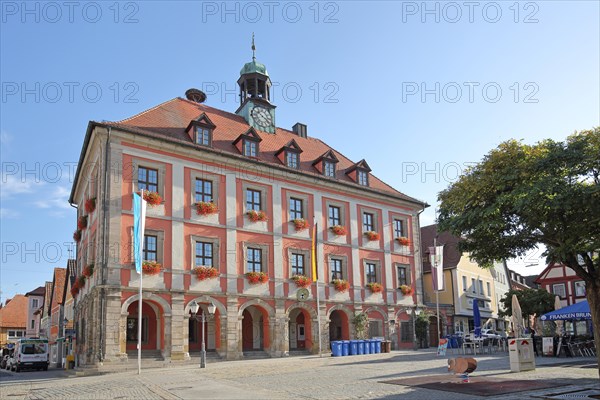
left=399, top=285, right=413, bottom=296
left=367, top=282, right=383, bottom=293
left=330, top=225, right=347, bottom=236
left=143, top=191, right=162, bottom=207
left=77, top=215, right=88, bottom=230
left=292, top=218, right=309, bottom=231
left=194, top=201, right=218, bottom=216
left=193, top=266, right=219, bottom=281
left=85, top=197, right=96, bottom=214
left=73, top=230, right=82, bottom=242
left=142, top=260, right=162, bottom=275
left=396, top=237, right=410, bottom=246
left=77, top=275, right=86, bottom=289
left=291, top=274, right=311, bottom=288
left=70, top=281, right=80, bottom=297
left=246, top=271, right=268, bottom=284
left=246, top=210, right=267, bottom=222
left=364, top=231, right=380, bottom=241
left=83, top=263, right=94, bottom=277
left=332, top=279, right=349, bottom=292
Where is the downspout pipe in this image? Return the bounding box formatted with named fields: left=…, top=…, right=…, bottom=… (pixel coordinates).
left=99, top=127, right=112, bottom=362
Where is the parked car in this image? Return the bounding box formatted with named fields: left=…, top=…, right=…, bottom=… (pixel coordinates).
left=9, top=338, right=49, bottom=372
left=465, top=329, right=502, bottom=342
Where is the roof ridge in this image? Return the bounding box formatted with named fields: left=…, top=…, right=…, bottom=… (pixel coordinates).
left=115, top=98, right=181, bottom=123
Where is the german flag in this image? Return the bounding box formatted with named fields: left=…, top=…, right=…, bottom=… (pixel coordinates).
left=311, top=222, right=318, bottom=281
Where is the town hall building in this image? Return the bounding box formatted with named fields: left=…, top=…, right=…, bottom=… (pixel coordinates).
left=69, top=48, right=428, bottom=365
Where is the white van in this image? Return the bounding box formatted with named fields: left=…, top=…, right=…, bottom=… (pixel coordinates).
left=9, top=338, right=49, bottom=372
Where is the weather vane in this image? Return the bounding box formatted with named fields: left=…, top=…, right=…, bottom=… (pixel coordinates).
left=251, top=32, right=256, bottom=61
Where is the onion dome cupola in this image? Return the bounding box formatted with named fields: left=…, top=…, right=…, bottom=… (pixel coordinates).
left=236, top=34, right=276, bottom=134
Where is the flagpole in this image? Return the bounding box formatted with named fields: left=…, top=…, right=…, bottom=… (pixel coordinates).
left=137, top=190, right=144, bottom=375
left=434, top=237, right=441, bottom=346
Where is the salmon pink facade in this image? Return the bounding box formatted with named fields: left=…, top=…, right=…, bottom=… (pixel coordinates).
left=69, top=55, right=427, bottom=366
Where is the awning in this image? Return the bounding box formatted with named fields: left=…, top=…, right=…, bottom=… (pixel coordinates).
left=540, top=300, right=591, bottom=321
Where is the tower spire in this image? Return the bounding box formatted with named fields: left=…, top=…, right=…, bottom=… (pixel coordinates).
left=251, top=32, right=256, bottom=61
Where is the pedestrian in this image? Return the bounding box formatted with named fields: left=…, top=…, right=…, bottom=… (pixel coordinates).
left=531, top=327, right=539, bottom=356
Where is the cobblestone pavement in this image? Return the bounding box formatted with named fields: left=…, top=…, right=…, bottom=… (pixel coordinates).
left=0, top=349, right=598, bottom=399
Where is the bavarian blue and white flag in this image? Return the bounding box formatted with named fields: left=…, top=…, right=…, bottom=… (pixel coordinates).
left=133, top=192, right=147, bottom=274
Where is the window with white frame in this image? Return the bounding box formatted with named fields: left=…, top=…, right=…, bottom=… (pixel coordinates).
left=195, top=126, right=211, bottom=146
left=328, top=205, right=341, bottom=226
left=397, top=264, right=410, bottom=286
left=32, top=298, right=39, bottom=308
left=366, top=262, right=378, bottom=283
left=324, top=161, right=336, bottom=177
left=553, top=283, right=566, bottom=298
left=246, top=247, right=263, bottom=272
left=478, top=280, right=484, bottom=295
left=363, top=212, right=374, bottom=232
left=144, top=235, right=158, bottom=261
left=330, top=258, right=343, bottom=280
left=462, top=276, right=467, bottom=291
left=486, top=282, right=491, bottom=296
left=574, top=281, right=586, bottom=297
left=286, top=152, right=299, bottom=169
left=138, top=167, right=158, bottom=192
left=243, top=140, right=258, bottom=157
left=246, top=189, right=262, bottom=211
left=289, top=197, right=303, bottom=220
left=195, top=241, right=213, bottom=267
left=291, top=253, right=305, bottom=276
left=394, top=219, right=404, bottom=238
left=195, top=178, right=213, bottom=203
left=357, top=170, right=368, bottom=186
left=471, top=278, right=476, bottom=293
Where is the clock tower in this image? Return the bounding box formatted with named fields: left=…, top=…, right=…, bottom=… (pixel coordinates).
left=235, top=35, right=276, bottom=134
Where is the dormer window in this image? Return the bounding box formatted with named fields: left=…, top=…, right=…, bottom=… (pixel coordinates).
left=358, top=170, right=369, bottom=186
left=346, top=159, right=372, bottom=186
left=186, top=113, right=216, bottom=147
left=324, top=161, right=336, bottom=177
left=287, top=152, right=299, bottom=169
left=244, top=140, right=258, bottom=157
left=195, top=126, right=211, bottom=146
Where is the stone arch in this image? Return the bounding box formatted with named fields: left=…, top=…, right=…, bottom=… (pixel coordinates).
left=238, top=298, right=275, bottom=318
left=363, top=306, right=388, bottom=321
left=285, top=302, right=318, bottom=320
left=121, top=293, right=172, bottom=316
left=326, top=304, right=353, bottom=320
left=184, top=295, right=226, bottom=316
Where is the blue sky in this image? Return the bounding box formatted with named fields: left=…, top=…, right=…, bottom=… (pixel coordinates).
left=1, top=1, right=599, bottom=302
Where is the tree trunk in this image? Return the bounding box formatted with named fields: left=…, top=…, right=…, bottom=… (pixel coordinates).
left=586, top=279, right=600, bottom=380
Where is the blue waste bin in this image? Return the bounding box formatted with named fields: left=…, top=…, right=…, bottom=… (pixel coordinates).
left=364, top=340, right=371, bottom=354
left=369, top=340, right=376, bottom=354
left=342, top=341, right=350, bottom=356
left=350, top=340, right=358, bottom=355
left=357, top=340, right=365, bottom=355
left=374, top=340, right=381, bottom=353
left=331, top=341, right=342, bottom=357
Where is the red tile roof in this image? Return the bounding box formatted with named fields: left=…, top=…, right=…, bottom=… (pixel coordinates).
left=50, top=268, right=66, bottom=310
left=102, top=98, right=425, bottom=205
left=0, top=295, right=28, bottom=329
left=25, top=286, right=45, bottom=297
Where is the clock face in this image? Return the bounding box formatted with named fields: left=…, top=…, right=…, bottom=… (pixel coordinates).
left=251, top=106, right=273, bottom=128
left=297, top=288, right=310, bottom=302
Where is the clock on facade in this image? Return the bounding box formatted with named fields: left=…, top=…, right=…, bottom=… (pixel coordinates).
left=250, top=106, right=273, bottom=128
left=297, top=288, right=310, bottom=302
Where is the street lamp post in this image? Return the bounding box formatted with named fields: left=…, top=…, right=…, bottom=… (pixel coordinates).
left=190, top=300, right=216, bottom=369
left=410, top=306, right=421, bottom=351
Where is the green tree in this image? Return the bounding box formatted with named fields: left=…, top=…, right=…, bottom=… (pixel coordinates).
left=498, top=288, right=555, bottom=321
left=415, top=312, right=431, bottom=348
left=352, top=312, right=369, bottom=339
left=438, top=129, right=600, bottom=377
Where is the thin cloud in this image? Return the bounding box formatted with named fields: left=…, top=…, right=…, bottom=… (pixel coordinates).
left=0, top=208, right=20, bottom=219
left=1, top=175, right=45, bottom=199
left=32, top=186, right=73, bottom=214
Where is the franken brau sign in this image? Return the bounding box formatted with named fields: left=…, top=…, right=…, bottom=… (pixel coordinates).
left=541, top=312, right=591, bottom=321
